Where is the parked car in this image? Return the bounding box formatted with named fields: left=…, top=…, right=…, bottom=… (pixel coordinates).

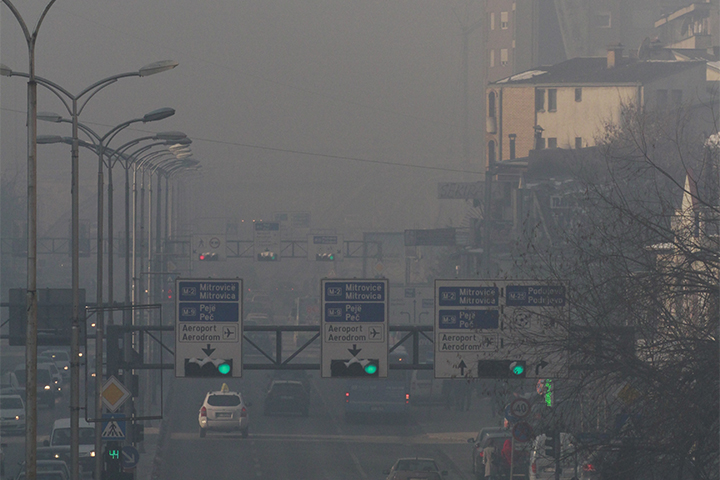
left=0, top=395, right=25, bottom=435
left=264, top=380, right=309, bottom=416
left=468, top=427, right=510, bottom=478
left=198, top=383, right=250, bottom=438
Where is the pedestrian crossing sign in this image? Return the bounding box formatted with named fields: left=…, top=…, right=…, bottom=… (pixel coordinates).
left=101, top=413, right=126, bottom=440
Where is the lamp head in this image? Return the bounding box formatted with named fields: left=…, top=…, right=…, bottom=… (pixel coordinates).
left=38, top=112, right=64, bottom=123
left=139, top=60, right=179, bottom=77
left=0, top=63, right=12, bottom=77
left=37, top=135, right=65, bottom=145
left=155, top=131, right=187, bottom=141
left=143, top=107, right=175, bottom=123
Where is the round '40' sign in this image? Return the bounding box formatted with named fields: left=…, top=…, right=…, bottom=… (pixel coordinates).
left=510, top=398, right=531, bottom=419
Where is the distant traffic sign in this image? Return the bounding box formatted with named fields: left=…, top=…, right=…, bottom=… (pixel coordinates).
left=254, top=222, right=281, bottom=261
left=101, top=413, right=126, bottom=440
left=434, top=279, right=567, bottom=379
left=308, top=235, right=344, bottom=262
left=120, top=445, right=140, bottom=469
left=510, top=398, right=531, bottom=418
left=321, top=279, right=389, bottom=378
left=175, top=279, right=242, bottom=378
left=101, top=376, right=131, bottom=412
left=192, top=235, right=226, bottom=262
left=512, top=421, right=533, bottom=443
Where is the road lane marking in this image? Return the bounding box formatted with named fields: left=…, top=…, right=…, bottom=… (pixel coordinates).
left=169, top=431, right=472, bottom=444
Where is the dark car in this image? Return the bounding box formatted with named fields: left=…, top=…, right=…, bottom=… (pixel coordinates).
left=267, top=369, right=312, bottom=393
left=264, top=380, right=309, bottom=416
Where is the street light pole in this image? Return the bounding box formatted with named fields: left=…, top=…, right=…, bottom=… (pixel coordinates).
left=0, top=3, right=57, bottom=479
left=7, top=60, right=177, bottom=480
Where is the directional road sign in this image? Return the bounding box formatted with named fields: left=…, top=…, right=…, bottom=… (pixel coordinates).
left=101, top=413, right=126, bottom=440
left=120, top=445, right=140, bottom=469
left=175, top=278, right=242, bottom=378
left=192, top=234, right=227, bottom=262
left=308, top=234, right=344, bottom=261
left=434, top=279, right=567, bottom=379
left=254, top=222, right=281, bottom=261
left=321, top=279, right=389, bottom=378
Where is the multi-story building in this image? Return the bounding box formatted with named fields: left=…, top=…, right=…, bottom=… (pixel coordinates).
left=485, top=45, right=708, bottom=164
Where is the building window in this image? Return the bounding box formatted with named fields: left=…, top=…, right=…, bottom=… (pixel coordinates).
left=671, top=89, right=682, bottom=106
left=592, top=12, right=611, bottom=28
left=488, top=92, right=496, bottom=118
left=500, top=49, right=508, bottom=66
left=509, top=134, right=516, bottom=159
left=488, top=141, right=496, bottom=165
left=656, top=89, right=668, bottom=109
left=490, top=49, right=495, bottom=68
left=548, top=89, right=557, bottom=112
left=536, top=137, right=545, bottom=150
left=548, top=137, right=557, bottom=149
left=575, top=88, right=582, bottom=102
left=490, top=12, right=495, bottom=30
left=575, top=137, right=582, bottom=149
left=501, top=11, right=509, bottom=29
left=535, top=89, right=545, bottom=111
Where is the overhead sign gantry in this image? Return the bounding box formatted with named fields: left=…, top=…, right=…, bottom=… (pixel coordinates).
left=434, top=279, right=566, bottom=379
left=321, top=279, right=389, bottom=378
left=175, top=278, right=242, bottom=377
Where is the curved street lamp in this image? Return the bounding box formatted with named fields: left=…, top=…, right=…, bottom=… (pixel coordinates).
left=1, top=57, right=177, bottom=480
left=36, top=108, right=175, bottom=477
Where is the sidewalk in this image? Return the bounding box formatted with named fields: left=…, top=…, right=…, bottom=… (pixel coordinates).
left=134, top=425, right=160, bottom=480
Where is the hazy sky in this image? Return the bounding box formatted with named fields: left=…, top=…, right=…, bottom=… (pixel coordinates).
left=1, top=1, right=486, bottom=238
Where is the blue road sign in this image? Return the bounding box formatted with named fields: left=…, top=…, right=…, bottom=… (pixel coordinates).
left=101, top=413, right=126, bottom=440
left=121, top=445, right=140, bottom=469
left=324, top=302, right=385, bottom=322
left=506, top=285, right=565, bottom=307
left=438, top=309, right=499, bottom=329
left=437, top=286, right=498, bottom=307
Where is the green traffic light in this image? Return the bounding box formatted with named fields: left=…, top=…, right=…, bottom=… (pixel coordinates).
left=364, top=363, right=378, bottom=375
left=218, top=363, right=231, bottom=375
left=512, top=364, right=525, bottom=375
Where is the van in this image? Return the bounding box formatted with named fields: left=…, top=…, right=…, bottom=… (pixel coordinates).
left=46, top=418, right=95, bottom=473
left=409, top=370, right=444, bottom=405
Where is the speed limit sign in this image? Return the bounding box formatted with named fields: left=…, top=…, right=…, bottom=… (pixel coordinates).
left=510, top=398, right=531, bottom=418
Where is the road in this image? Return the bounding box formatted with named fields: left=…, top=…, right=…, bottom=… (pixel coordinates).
left=161, top=365, right=500, bottom=480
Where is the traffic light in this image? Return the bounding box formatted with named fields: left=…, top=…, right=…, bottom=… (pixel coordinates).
left=331, top=359, right=379, bottom=377
left=102, top=442, right=122, bottom=479
left=545, top=432, right=559, bottom=458
left=198, top=252, right=219, bottom=261
left=316, top=253, right=335, bottom=261
left=544, top=379, right=553, bottom=407
left=257, top=251, right=278, bottom=261
left=184, top=358, right=233, bottom=377
left=477, top=360, right=527, bottom=378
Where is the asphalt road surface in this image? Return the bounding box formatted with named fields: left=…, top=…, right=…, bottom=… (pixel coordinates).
left=161, top=368, right=499, bottom=480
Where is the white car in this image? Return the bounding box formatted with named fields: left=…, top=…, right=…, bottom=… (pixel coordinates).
left=45, top=418, right=95, bottom=473
left=198, top=383, right=250, bottom=438
left=0, top=394, right=25, bottom=435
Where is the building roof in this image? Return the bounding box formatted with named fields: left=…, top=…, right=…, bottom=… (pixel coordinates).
left=492, top=57, right=705, bottom=86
